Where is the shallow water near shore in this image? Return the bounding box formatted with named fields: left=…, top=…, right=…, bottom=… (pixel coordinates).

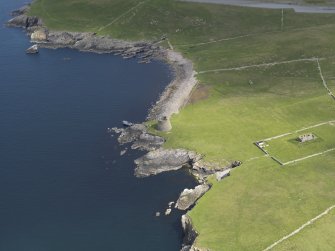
left=0, top=1, right=196, bottom=251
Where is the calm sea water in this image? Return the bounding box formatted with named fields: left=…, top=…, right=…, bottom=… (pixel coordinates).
left=0, top=1, right=196, bottom=250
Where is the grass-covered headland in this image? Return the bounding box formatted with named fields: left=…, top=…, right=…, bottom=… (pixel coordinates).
left=29, top=0, right=335, bottom=250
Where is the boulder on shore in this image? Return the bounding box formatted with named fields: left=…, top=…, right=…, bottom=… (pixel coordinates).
left=26, top=44, right=38, bottom=54
left=175, top=184, right=210, bottom=211
left=31, top=29, right=47, bottom=42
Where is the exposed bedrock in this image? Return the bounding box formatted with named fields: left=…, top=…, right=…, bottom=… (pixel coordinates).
left=32, top=30, right=157, bottom=56
left=131, top=133, right=165, bottom=151
left=7, top=9, right=160, bottom=62
left=11, top=4, right=30, bottom=16
left=134, top=149, right=201, bottom=178
left=112, top=123, right=165, bottom=151
left=116, top=124, right=147, bottom=145
left=175, top=184, right=210, bottom=211
left=31, top=29, right=48, bottom=41
left=181, top=215, right=198, bottom=247
left=7, top=14, right=42, bottom=28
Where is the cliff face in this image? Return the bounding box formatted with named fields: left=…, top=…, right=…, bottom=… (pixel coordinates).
left=181, top=215, right=210, bottom=251
left=176, top=184, right=210, bottom=211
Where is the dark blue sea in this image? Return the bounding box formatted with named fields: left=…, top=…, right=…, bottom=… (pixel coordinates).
left=0, top=1, right=196, bottom=250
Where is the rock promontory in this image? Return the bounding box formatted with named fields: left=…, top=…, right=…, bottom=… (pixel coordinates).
left=175, top=184, right=210, bottom=211
left=134, top=149, right=201, bottom=177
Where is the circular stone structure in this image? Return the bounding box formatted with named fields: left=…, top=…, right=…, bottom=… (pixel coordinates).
left=157, top=116, right=172, bottom=131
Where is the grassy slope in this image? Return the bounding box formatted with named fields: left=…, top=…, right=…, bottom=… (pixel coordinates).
left=189, top=154, right=335, bottom=250
left=29, top=1, right=335, bottom=250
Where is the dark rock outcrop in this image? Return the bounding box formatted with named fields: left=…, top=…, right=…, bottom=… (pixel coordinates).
left=116, top=124, right=147, bottom=145
left=131, top=133, right=165, bottom=151
left=181, top=215, right=198, bottom=249
left=7, top=14, right=42, bottom=28
left=112, top=123, right=165, bottom=151
left=11, top=5, right=30, bottom=16
left=181, top=215, right=210, bottom=251
left=134, top=149, right=200, bottom=177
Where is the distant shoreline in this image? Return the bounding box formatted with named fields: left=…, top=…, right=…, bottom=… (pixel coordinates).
left=6, top=6, right=197, bottom=123
left=182, top=0, right=335, bottom=13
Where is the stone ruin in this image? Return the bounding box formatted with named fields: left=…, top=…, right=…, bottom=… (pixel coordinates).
left=157, top=116, right=172, bottom=132
left=298, top=133, right=315, bottom=143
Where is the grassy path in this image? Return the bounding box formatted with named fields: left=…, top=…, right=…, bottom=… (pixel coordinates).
left=316, top=58, right=335, bottom=100
left=177, top=34, right=252, bottom=47
left=283, top=148, right=335, bottom=165
left=98, top=1, right=148, bottom=32
left=281, top=8, right=284, bottom=30
left=263, top=205, right=335, bottom=251
left=198, top=57, right=321, bottom=74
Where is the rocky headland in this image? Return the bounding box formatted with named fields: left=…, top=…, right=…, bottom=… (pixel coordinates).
left=6, top=6, right=238, bottom=250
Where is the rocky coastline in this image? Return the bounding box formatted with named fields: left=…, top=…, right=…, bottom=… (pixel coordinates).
left=6, top=5, right=237, bottom=250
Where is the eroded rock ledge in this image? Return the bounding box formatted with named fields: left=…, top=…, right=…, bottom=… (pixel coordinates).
left=111, top=123, right=165, bottom=152
left=135, top=148, right=201, bottom=177
left=175, top=184, right=211, bottom=211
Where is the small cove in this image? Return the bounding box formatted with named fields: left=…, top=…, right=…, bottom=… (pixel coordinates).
left=0, top=1, right=196, bottom=250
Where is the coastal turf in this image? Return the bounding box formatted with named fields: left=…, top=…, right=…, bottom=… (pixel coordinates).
left=29, top=0, right=335, bottom=250
left=272, top=209, right=335, bottom=251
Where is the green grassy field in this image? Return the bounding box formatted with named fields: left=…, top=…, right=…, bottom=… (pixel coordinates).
left=273, top=209, right=335, bottom=251
left=263, top=123, right=335, bottom=164
left=188, top=154, right=335, bottom=250
left=28, top=0, right=335, bottom=250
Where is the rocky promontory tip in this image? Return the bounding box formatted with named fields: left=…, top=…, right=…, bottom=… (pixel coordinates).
left=111, top=123, right=165, bottom=151
left=7, top=4, right=42, bottom=29
left=175, top=184, right=210, bottom=211
left=134, top=149, right=201, bottom=178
